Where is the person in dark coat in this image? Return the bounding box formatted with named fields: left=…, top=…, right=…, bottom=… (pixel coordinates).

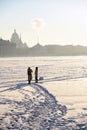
left=35, top=67, right=38, bottom=83
left=27, top=67, right=33, bottom=84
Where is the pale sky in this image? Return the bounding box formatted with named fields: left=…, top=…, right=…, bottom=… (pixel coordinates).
left=0, top=0, right=87, bottom=47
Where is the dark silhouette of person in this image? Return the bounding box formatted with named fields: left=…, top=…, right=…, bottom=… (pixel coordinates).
left=27, top=67, right=33, bottom=84
left=35, top=67, right=38, bottom=83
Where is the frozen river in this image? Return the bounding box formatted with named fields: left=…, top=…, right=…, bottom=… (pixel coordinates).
left=0, top=56, right=87, bottom=129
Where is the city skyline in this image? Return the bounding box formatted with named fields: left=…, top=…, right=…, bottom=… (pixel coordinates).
left=0, top=0, right=87, bottom=47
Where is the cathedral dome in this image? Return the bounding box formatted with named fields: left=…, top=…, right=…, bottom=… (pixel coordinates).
left=11, top=29, right=20, bottom=44
left=10, top=29, right=28, bottom=49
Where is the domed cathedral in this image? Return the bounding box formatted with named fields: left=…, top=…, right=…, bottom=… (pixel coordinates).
left=11, top=29, right=28, bottom=49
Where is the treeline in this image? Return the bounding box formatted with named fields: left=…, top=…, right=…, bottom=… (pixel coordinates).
left=27, top=44, right=87, bottom=56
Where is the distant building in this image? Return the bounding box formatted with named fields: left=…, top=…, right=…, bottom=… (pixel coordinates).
left=11, top=29, right=28, bottom=49
left=0, top=38, right=16, bottom=56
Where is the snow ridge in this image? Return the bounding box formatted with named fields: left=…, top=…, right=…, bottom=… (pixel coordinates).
left=0, top=83, right=86, bottom=130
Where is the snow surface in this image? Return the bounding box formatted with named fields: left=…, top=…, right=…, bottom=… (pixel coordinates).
left=0, top=56, right=87, bottom=129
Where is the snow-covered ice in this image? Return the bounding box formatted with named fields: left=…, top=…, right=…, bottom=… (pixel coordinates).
left=0, top=56, right=87, bottom=129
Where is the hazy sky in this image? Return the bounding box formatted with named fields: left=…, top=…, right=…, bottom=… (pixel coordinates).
left=0, top=0, right=87, bottom=47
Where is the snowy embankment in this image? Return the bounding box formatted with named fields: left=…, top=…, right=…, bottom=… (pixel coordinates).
left=0, top=82, right=86, bottom=130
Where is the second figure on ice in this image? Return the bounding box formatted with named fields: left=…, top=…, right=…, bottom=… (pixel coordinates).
left=35, top=67, right=38, bottom=83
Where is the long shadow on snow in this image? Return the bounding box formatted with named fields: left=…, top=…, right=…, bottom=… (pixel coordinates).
left=0, top=83, right=28, bottom=93
left=0, top=75, right=81, bottom=93
left=0, top=74, right=86, bottom=93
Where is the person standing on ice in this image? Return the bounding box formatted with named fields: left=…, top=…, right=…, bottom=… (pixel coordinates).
left=35, top=67, right=38, bottom=83
left=27, top=67, right=33, bottom=84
